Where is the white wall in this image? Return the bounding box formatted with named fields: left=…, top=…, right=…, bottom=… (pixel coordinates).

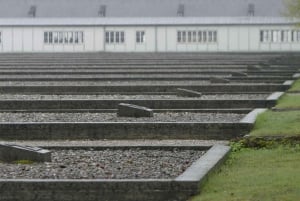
left=0, top=24, right=299, bottom=52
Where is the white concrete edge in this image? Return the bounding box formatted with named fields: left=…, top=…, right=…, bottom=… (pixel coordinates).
left=239, top=108, right=267, bottom=124
left=175, top=144, right=230, bottom=182
left=266, top=91, right=284, bottom=100
left=283, top=80, right=294, bottom=86
left=292, top=73, right=300, bottom=78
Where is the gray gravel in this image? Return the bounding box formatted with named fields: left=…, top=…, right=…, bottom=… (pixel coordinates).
left=0, top=148, right=205, bottom=179
left=0, top=112, right=245, bottom=122
left=0, top=94, right=268, bottom=100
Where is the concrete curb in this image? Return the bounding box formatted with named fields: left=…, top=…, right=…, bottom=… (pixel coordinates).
left=0, top=99, right=277, bottom=110
left=0, top=122, right=251, bottom=140
left=0, top=83, right=291, bottom=93
left=0, top=145, right=230, bottom=201
left=240, top=108, right=267, bottom=124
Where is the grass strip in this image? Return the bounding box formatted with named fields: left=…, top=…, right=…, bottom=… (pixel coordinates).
left=250, top=110, right=300, bottom=137
left=190, top=145, right=300, bottom=201
left=289, top=79, right=300, bottom=92
left=276, top=94, right=300, bottom=109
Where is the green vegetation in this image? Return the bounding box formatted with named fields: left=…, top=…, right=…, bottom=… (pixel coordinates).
left=284, top=0, right=300, bottom=18
left=13, top=160, right=34, bottom=164
left=289, top=79, right=300, bottom=92
left=191, top=79, right=300, bottom=200
left=250, top=110, right=300, bottom=137
left=190, top=145, right=300, bottom=201
left=276, top=94, right=300, bottom=109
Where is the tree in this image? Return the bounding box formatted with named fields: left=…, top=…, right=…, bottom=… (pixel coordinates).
left=285, top=0, right=300, bottom=18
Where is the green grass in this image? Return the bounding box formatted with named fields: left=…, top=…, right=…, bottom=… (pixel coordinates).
left=190, top=145, right=300, bottom=201
left=250, top=110, right=300, bottom=137
left=276, top=94, right=300, bottom=109
left=289, top=79, right=300, bottom=92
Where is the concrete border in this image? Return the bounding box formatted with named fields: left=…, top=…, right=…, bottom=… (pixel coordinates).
left=240, top=108, right=267, bottom=124
left=0, top=144, right=230, bottom=201
left=0, top=122, right=252, bottom=140
left=0, top=83, right=291, bottom=93
left=0, top=99, right=277, bottom=110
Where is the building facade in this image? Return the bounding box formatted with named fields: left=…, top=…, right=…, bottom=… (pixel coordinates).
left=0, top=0, right=298, bottom=52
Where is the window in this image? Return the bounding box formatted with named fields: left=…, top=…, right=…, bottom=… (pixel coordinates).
left=177, top=31, right=182, bottom=43
left=136, top=31, right=145, bottom=43
left=198, top=31, right=202, bottom=42
left=105, top=31, right=125, bottom=44
left=192, top=31, right=197, bottom=42
left=44, top=32, right=48, bottom=43
left=213, top=31, right=217, bottom=42
left=177, top=30, right=217, bottom=44
left=260, top=29, right=300, bottom=43
left=182, top=31, right=186, bottom=42
left=44, top=31, right=84, bottom=44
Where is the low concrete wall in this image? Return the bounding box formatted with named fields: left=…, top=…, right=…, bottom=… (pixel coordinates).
left=0, top=145, right=231, bottom=201
left=0, top=122, right=252, bottom=140
left=0, top=99, right=276, bottom=110
left=0, top=83, right=291, bottom=93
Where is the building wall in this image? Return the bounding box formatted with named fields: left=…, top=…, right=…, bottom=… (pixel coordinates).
left=0, top=24, right=299, bottom=52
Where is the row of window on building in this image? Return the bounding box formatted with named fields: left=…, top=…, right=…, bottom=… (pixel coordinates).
left=177, top=30, right=218, bottom=43
left=260, top=30, right=300, bottom=43
left=44, top=31, right=84, bottom=44
left=104, top=31, right=146, bottom=44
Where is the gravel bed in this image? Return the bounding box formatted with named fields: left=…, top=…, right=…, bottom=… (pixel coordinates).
left=0, top=112, right=245, bottom=122
left=0, top=148, right=205, bottom=179
left=0, top=94, right=268, bottom=100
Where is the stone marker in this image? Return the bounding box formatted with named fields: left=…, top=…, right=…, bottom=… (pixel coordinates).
left=247, top=65, right=261, bottom=71
left=0, top=143, right=51, bottom=162
left=117, top=103, right=153, bottom=118
left=176, top=88, right=202, bottom=97
left=231, top=72, right=247, bottom=77
left=210, top=77, right=230, bottom=83
left=258, top=62, right=270, bottom=67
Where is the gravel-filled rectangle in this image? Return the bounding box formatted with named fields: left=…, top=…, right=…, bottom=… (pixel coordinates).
left=0, top=148, right=206, bottom=179
left=0, top=112, right=245, bottom=122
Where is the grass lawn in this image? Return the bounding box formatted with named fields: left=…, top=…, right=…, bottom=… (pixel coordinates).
left=289, top=79, right=300, bottom=92
left=276, top=94, right=300, bottom=109
left=190, top=145, right=300, bottom=201
left=250, top=110, right=300, bottom=137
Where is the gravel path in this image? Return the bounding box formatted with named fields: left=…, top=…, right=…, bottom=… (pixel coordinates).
left=0, top=94, right=268, bottom=100
left=0, top=112, right=245, bottom=122
left=0, top=148, right=205, bottom=179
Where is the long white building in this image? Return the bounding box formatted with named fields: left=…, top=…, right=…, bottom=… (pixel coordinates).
left=0, top=0, right=299, bottom=52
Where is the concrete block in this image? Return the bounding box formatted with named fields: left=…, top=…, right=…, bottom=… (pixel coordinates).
left=231, top=72, right=247, bottom=77
left=117, top=103, right=153, bottom=118
left=209, top=77, right=230, bottom=83
left=0, top=143, right=51, bottom=162
left=247, top=65, right=261, bottom=71
left=176, top=88, right=202, bottom=97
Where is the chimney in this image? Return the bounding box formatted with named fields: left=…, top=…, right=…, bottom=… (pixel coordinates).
left=177, top=4, right=184, bottom=17
left=28, top=5, right=37, bottom=17
left=98, top=5, right=106, bottom=17
left=248, top=3, right=255, bottom=16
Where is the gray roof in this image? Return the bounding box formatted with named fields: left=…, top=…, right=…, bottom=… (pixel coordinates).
left=0, top=0, right=286, bottom=18
left=0, top=17, right=297, bottom=27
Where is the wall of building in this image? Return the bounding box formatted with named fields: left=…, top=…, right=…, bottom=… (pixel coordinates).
left=0, top=24, right=299, bottom=53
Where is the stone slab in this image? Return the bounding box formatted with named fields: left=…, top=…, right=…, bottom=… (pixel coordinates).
left=176, top=88, right=202, bottom=97
left=0, top=143, right=51, bottom=162
left=117, top=103, right=153, bottom=118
